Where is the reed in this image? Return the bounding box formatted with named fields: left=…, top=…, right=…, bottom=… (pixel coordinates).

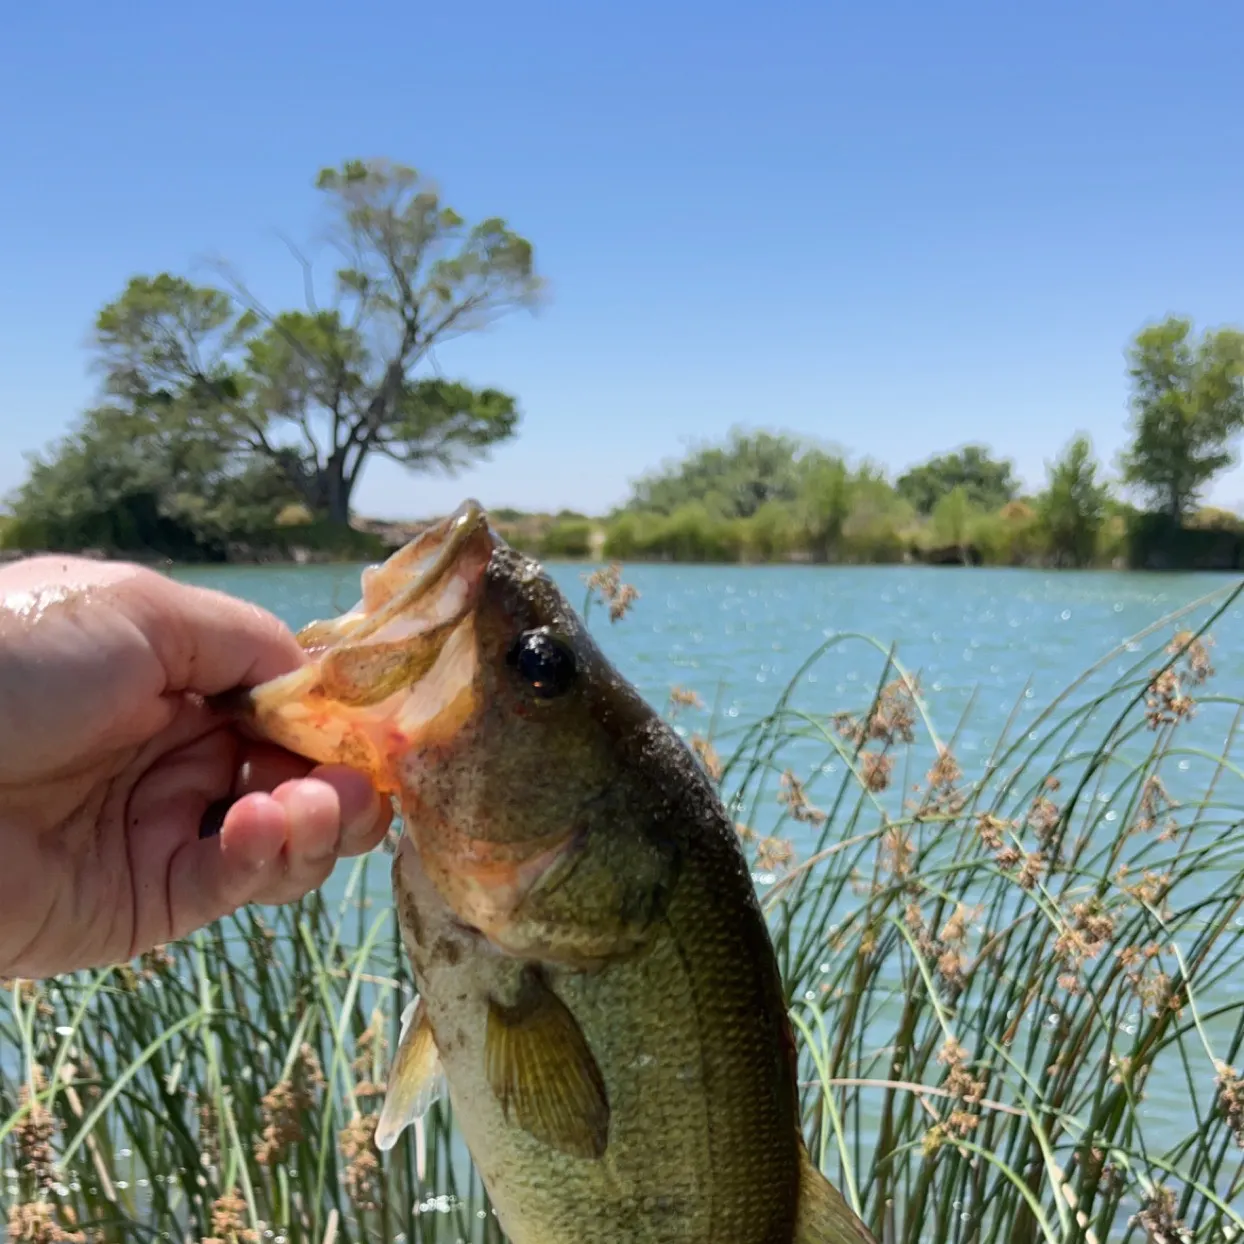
left=3, top=573, right=1243, bottom=1243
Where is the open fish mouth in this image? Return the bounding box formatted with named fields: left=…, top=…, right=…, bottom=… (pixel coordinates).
left=296, top=500, right=493, bottom=655
left=216, top=499, right=497, bottom=781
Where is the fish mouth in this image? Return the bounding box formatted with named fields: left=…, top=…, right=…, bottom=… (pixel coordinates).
left=216, top=499, right=498, bottom=780
left=298, top=499, right=493, bottom=654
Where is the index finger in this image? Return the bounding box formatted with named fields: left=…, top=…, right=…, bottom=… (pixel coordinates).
left=125, top=571, right=308, bottom=696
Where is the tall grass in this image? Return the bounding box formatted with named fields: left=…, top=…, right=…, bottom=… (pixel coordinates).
left=4, top=573, right=1244, bottom=1243
left=714, top=583, right=1244, bottom=1244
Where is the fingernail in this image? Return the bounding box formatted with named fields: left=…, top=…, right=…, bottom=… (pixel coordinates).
left=324, top=767, right=383, bottom=835
left=199, top=797, right=236, bottom=840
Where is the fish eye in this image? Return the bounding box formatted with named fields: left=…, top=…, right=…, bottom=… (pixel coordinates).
left=507, top=629, right=577, bottom=699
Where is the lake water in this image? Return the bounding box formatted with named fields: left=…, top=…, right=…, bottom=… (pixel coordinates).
left=176, top=559, right=1244, bottom=813
left=177, top=560, right=1244, bottom=742
left=173, top=558, right=1244, bottom=1209
left=173, top=558, right=1244, bottom=915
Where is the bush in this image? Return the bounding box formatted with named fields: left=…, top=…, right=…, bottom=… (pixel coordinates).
left=240, top=519, right=390, bottom=562
left=1125, top=511, right=1244, bottom=571
left=653, top=505, right=743, bottom=562
left=973, top=500, right=1042, bottom=566
left=837, top=515, right=907, bottom=563
left=2, top=491, right=217, bottom=561
left=275, top=502, right=315, bottom=527
left=1096, top=511, right=1130, bottom=565
left=1036, top=434, right=1109, bottom=568
left=1187, top=506, right=1244, bottom=533
left=604, top=505, right=744, bottom=562
left=540, top=517, right=595, bottom=559
left=839, top=484, right=912, bottom=564
left=602, top=510, right=659, bottom=559
left=740, top=501, right=799, bottom=562
left=926, top=486, right=978, bottom=551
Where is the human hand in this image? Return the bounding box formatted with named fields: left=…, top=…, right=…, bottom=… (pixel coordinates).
left=0, top=556, right=392, bottom=981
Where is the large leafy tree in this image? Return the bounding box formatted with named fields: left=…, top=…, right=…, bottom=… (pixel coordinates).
left=1120, top=317, right=1244, bottom=520
left=896, top=445, right=1017, bottom=516
left=1038, top=434, right=1110, bottom=567
left=84, top=159, right=541, bottom=525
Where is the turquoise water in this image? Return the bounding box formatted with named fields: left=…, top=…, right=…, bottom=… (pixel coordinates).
left=177, top=560, right=1244, bottom=745
left=169, top=556, right=1244, bottom=888
left=173, top=559, right=1244, bottom=882
left=176, top=560, right=1244, bottom=811
left=173, top=559, right=1244, bottom=1185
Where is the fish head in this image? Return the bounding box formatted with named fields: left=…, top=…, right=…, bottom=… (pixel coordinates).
left=232, top=499, right=655, bottom=941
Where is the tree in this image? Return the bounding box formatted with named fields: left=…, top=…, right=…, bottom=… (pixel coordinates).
left=88, top=159, right=541, bottom=525
left=625, top=429, right=806, bottom=519
left=1120, top=317, right=1244, bottom=520
left=742, top=500, right=798, bottom=561
left=795, top=453, right=853, bottom=562
left=840, top=463, right=911, bottom=563
left=1038, top=434, right=1109, bottom=567
left=928, top=485, right=978, bottom=557
left=896, top=445, right=1017, bottom=516
left=7, top=401, right=300, bottom=557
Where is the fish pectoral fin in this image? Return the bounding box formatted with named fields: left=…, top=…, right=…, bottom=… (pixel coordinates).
left=375, top=997, right=446, bottom=1152
left=795, top=1143, right=878, bottom=1244
left=484, top=968, right=609, bottom=1161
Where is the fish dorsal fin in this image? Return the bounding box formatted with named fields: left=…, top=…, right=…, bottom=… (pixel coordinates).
left=375, top=996, right=446, bottom=1152
left=485, top=968, right=610, bottom=1160
left=795, top=1143, right=878, bottom=1244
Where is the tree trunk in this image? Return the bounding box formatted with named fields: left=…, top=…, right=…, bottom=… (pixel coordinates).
left=1168, top=479, right=1183, bottom=524
left=322, top=452, right=355, bottom=526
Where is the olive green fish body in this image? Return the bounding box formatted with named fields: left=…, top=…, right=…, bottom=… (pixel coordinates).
left=394, top=739, right=801, bottom=1243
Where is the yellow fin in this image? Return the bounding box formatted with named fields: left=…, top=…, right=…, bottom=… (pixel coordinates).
left=795, top=1143, right=878, bottom=1244
left=375, top=997, right=445, bottom=1153
left=485, top=968, right=609, bottom=1160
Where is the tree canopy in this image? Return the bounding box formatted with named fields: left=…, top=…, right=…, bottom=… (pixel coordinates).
left=618, top=429, right=915, bottom=562
left=11, top=184, right=1244, bottom=573
left=16, top=159, right=541, bottom=545
left=896, top=445, right=1018, bottom=516
left=614, top=430, right=917, bottom=563
left=1120, top=317, right=1244, bottom=520
left=624, top=429, right=810, bottom=519
left=10, top=401, right=301, bottom=558
left=1039, top=434, right=1109, bottom=567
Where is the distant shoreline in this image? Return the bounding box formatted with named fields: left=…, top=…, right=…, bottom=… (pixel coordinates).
left=7, top=543, right=1241, bottom=575
left=5, top=510, right=1244, bottom=573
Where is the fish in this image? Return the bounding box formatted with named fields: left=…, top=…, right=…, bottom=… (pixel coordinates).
left=228, top=499, right=876, bottom=1244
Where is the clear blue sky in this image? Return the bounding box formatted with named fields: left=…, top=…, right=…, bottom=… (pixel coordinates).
left=3, top=1, right=1244, bottom=520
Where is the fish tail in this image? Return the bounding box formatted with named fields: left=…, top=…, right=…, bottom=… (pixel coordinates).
left=793, top=1142, right=878, bottom=1244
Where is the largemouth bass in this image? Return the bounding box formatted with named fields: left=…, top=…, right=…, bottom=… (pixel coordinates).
left=231, top=501, right=875, bottom=1244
